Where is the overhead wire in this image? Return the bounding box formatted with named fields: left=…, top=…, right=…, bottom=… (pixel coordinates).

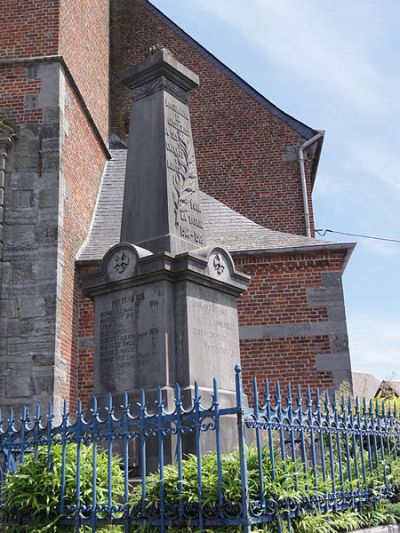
left=315, top=228, right=400, bottom=243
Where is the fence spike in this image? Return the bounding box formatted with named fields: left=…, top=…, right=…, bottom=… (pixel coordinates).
left=287, top=382, right=292, bottom=407
left=175, top=382, right=182, bottom=412
left=139, top=388, right=146, bottom=410
left=316, top=387, right=321, bottom=409
left=375, top=397, right=380, bottom=417
left=276, top=382, right=281, bottom=404
left=355, top=396, right=360, bottom=415
left=21, top=404, right=28, bottom=424
left=194, top=381, right=200, bottom=407
left=122, top=391, right=129, bottom=412
left=369, top=398, right=374, bottom=416
left=77, top=398, right=83, bottom=418
left=61, top=399, right=66, bottom=418
left=341, top=393, right=346, bottom=414
left=362, top=397, right=368, bottom=417
left=324, top=390, right=330, bottom=411
left=8, top=407, right=15, bottom=428
left=296, top=383, right=302, bottom=408
left=92, top=395, right=98, bottom=418
left=332, top=389, right=337, bottom=409
left=252, top=376, right=259, bottom=408
left=156, top=386, right=163, bottom=413
left=213, top=378, right=219, bottom=407
left=264, top=378, right=270, bottom=407
left=107, top=392, right=113, bottom=414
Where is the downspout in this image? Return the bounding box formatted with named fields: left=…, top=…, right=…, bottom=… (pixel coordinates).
left=298, top=132, right=324, bottom=237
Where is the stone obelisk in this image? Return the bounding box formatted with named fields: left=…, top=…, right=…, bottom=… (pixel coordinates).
left=120, top=46, right=205, bottom=255
left=83, top=48, right=249, bottom=460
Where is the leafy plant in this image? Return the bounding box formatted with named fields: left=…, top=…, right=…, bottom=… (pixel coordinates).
left=0, top=117, right=12, bottom=127
left=1, top=444, right=124, bottom=532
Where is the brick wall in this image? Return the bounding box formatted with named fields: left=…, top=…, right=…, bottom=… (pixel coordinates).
left=0, top=0, right=59, bottom=59
left=0, top=64, right=43, bottom=124
left=76, top=248, right=352, bottom=405
left=234, top=250, right=352, bottom=395
left=59, top=80, right=107, bottom=408
left=60, top=0, right=110, bottom=140
left=110, top=0, right=316, bottom=235
left=76, top=264, right=98, bottom=408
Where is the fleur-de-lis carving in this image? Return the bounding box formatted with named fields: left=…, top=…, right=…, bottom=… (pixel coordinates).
left=113, top=252, right=130, bottom=274
left=213, top=254, right=225, bottom=276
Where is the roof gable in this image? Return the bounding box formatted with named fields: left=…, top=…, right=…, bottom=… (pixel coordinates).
left=138, top=0, right=317, bottom=140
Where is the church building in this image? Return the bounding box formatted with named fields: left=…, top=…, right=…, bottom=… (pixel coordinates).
left=0, top=0, right=354, bottom=413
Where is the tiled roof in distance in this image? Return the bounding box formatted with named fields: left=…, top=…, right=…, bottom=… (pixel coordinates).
left=78, top=149, right=336, bottom=262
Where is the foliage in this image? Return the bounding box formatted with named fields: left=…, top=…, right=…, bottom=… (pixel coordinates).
left=0, top=117, right=12, bottom=127
left=131, top=446, right=318, bottom=511
left=1, top=444, right=124, bottom=533
left=1, top=438, right=399, bottom=531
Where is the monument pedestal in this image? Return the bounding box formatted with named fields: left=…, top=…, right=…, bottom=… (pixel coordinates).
left=83, top=243, right=249, bottom=468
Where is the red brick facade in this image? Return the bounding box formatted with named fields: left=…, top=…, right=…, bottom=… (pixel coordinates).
left=0, top=0, right=59, bottom=59
left=60, top=0, right=110, bottom=140
left=0, top=0, right=353, bottom=411
left=60, top=81, right=107, bottom=407
left=110, top=0, right=317, bottom=236
left=0, top=64, right=42, bottom=124
left=234, top=251, right=348, bottom=394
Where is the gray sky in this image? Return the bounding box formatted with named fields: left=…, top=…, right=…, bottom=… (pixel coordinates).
left=151, top=0, right=400, bottom=379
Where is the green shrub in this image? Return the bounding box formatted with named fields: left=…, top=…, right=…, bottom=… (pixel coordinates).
left=132, top=446, right=316, bottom=511
left=1, top=444, right=124, bottom=533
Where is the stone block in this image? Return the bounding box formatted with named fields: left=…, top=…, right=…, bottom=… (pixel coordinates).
left=24, top=95, right=39, bottom=110
left=6, top=374, right=33, bottom=399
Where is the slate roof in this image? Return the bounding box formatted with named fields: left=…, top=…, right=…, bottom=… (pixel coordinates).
left=379, top=380, right=400, bottom=397
left=352, top=372, right=382, bottom=400
left=78, top=149, right=347, bottom=263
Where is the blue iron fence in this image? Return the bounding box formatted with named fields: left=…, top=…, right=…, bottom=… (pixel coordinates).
left=0, top=365, right=398, bottom=531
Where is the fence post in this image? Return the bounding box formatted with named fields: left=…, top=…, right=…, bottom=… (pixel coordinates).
left=235, top=364, right=250, bottom=532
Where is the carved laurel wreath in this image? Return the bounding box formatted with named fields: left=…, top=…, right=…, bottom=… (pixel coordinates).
left=172, top=132, right=198, bottom=227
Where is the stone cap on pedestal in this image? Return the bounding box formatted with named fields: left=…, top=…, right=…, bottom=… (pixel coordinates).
left=82, top=243, right=249, bottom=298
left=119, top=46, right=199, bottom=103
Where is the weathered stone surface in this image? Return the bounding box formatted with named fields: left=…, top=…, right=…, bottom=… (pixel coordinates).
left=0, top=61, right=63, bottom=414
left=84, top=244, right=249, bottom=402
left=119, top=47, right=205, bottom=255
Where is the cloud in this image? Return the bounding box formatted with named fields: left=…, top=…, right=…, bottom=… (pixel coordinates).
left=189, top=0, right=400, bottom=114
left=359, top=238, right=400, bottom=257
left=348, top=314, right=400, bottom=379
left=348, top=138, right=400, bottom=193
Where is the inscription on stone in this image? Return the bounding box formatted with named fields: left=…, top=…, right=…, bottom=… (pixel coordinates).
left=185, top=288, right=240, bottom=391
left=95, top=289, right=161, bottom=393
left=164, top=93, right=204, bottom=246
left=190, top=299, right=237, bottom=357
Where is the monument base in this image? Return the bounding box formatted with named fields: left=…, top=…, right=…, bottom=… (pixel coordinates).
left=83, top=243, right=249, bottom=470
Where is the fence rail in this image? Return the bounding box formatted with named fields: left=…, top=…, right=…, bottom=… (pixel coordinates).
left=0, top=366, right=398, bottom=531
